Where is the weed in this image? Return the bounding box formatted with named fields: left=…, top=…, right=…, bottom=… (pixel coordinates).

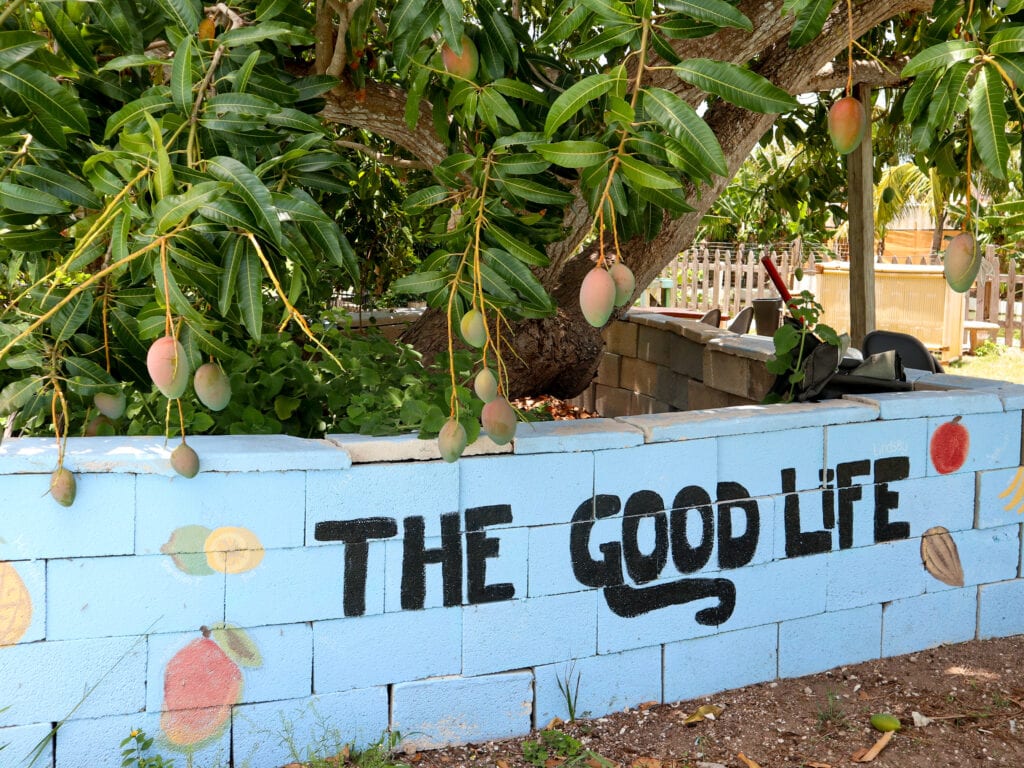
left=993, top=691, right=1014, bottom=709
left=347, top=730, right=409, bottom=768
left=521, top=729, right=613, bottom=768
left=816, top=691, right=847, bottom=729
left=120, top=729, right=176, bottom=768
left=556, top=661, right=583, bottom=722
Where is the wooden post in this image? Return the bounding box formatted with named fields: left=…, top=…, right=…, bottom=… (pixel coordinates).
left=847, top=82, right=876, bottom=347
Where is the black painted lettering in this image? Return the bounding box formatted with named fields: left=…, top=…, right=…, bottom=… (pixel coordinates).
left=314, top=518, right=398, bottom=617
left=836, top=460, right=870, bottom=549
left=622, top=490, right=668, bottom=584
left=670, top=486, right=714, bottom=574
left=874, top=457, right=911, bottom=542
left=602, top=577, right=736, bottom=625
left=401, top=513, right=462, bottom=610
left=465, top=505, right=515, bottom=604
left=570, top=495, right=624, bottom=587
left=819, top=468, right=836, bottom=530
left=716, top=482, right=759, bottom=569
left=782, top=468, right=831, bottom=557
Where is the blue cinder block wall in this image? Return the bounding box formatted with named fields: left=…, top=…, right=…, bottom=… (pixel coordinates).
left=1, top=383, right=1024, bottom=768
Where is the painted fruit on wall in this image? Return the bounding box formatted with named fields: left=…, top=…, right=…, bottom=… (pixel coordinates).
left=160, top=628, right=245, bottom=749
left=930, top=416, right=969, bottom=474
left=0, top=562, right=32, bottom=647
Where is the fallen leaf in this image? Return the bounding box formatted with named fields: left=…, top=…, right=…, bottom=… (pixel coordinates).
left=631, top=758, right=661, bottom=768
left=545, top=759, right=565, bottom=768
left=682, top=704, right=724, bottom=724
left=584, top=759, right=610, bottom=768
left=545, top=716, right=565, bottom=730
left=851, top=748, right=869, bottom=762
left=921, top=526, right=965, bottom=587
left=737, top=753, right=762, bottom=768
left=803, top=762, right=832, bottom=768
left=638, top=701, right=659, bottom=711
left=496, top=760, right=511, bottom=768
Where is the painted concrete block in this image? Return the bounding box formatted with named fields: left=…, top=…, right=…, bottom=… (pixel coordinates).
left=931, top=525, right=1019, bottom=592
left=48, top=555, right=225, bottom=640
left=594, top=440, right=719, bottom=522
left=926, top=411, right=1022, bottom=477
left=225, top=544, right=369, bottom=626
left=664, top=623, right=777, bottom=703
left=534, top=647, right=662, bottom=725
left=1, top=722, right=54, bottom=768
left=461, top=452, right=595, bottom=531
left=314, top=607, right=462, bottom=693
left=147, top=623, right=313, bottom=713
left=977, top=466, right=1024, bottom=528
left=307, top=462, right=459, bottom=542
left=0, top=559, right=45, bottom=645
left=384, top=525, right=527, bottom=613
left=327, top=431, right=510, bottom=463
left=890, top=473, right=976, bottom=535
left=173, top=434, right=352, bottom=473
left=135, top=471, right=306, bottom=555
left=232, top=687, right=389, bottom=768
left=847, top=389, right=1003, bottom=421
left=779, top=605, right=882, bottom=678
left=0, top=473, right=134, bottom=560
left=826, top=539, right=927, bottom=612
left=882, top=587, right=977, bottom=657
left=726, top=555, right=827, bottom=632
left=528, top=521, right=602, bottom=598
left=0, top=637, right=146, bottom=726
left=979, top=579, right=1024, bottom=639
left=463, top=592, right=598, bottom=676
left=392, top=671, right=533, bottom=750
left=826, top=418, right=928, bottom=481
left=56, top=711, right=229, bottom=768
left=719, top=426, right=823, bottom=498
left=513, top=418, right=644, bottom=455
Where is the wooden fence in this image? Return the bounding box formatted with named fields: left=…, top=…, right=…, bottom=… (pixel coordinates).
left=646, top=241, right=1023, bottom=350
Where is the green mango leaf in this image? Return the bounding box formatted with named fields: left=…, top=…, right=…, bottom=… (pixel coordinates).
left=493, top=154, right=550, bottom=176
left=39, top=2, right=96, bottom=72
left=478, top=88, right=521, bottom=132
left=497, top=176, right=575, bottom=205
left=674, top=58, right=798, bottom=113
left=969, top=64, right=1009, bottom=180
left=483, top=225, right=551, bottom=266
left=219, top=237, right=246, bottom=316
left=902, top=40, right=983, bottom=77
left=903, top=67, right=942, bottom=123
left=579, top=0, right=632, bottom=20
left=92, top=0, right=144, bottom=53
left=570, top=23, right=638, bottom=61
left=0, top=31, right=46, bottom=69
left=0, top=63, right=89, bottom=135
left=255, top=0, right=293, bottom=20
left=392, top=271, right=448, bottom=294
left=483, top=249, right=555, bottom=314
left=659, top=0, right=752, bottom=31
left=104, top=92, right=173, bottom=140
left=0, top=181, right=69, bottom=215
left=171, top=37, right=195, bottom=113
left=152, top=0, right=202, bottom=33
left=990, top=26, right=1024, bottom=55
left=50, top=291, right=95, bottom=343
left=642, top=87, right=727, bottom=176
left=206, top=156, right=283, bottom=245
left=789, top=0, right=833, bottom=48
left=0, top=377, right=44, bottom=415
left=617, top=154, right=681, bottom=190
left=153, top=181, right=225, bottom=232
left=633, top=184, right=695, bottom=215
left=218, top=21, right=315, bottom=47
left=237, top=248, right=265, bottom=340
left=64, top=357, right=118, bottom=396
left=205, top=93, right=281, bottom=116
left=14, top=166, right=101, bottom=210
left=544, top=73, right=616, bottom=136
left=925, top=61, right=970, bottom=136
left=535, top=141, right=611, bottom=168
left=0, top=229, right=67, bottom=252
left=404, top=186, right=451, bottom=213
left=537, top=0, right=589, bottom=46
left=266, top=108, right=326, bottom=133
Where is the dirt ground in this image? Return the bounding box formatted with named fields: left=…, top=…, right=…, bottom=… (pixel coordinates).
left=402, top=635, right=1024, bottom=768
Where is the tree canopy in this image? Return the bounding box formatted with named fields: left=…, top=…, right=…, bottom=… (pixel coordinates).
left=1, top=0, right=1023, bottom=462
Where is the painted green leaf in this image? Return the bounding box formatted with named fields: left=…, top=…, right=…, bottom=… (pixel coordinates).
left=392, top=271, right=448, bottom=294
left=673, top=58, right=798, bottom=113
left=969, top=64, right=1009, bottom=180
left=210, top=623, right=263, bottom=667
left=642, top=87, right=727, bottom=176
left=535, top=141, right=610, bottom=168
left=544, top=74, right=616, bottom=136
left=902, top=40, right=982, bottom=77
left=789, top=0, right=833, bottom=48
left=0, top=63, right=89, bottom=135
left=659, top=0, right=752, bottom=31
left=237, top=248, right=264, bottom=340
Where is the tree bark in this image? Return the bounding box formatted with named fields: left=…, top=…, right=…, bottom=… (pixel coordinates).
left=323, top=0, right=933, bottom=399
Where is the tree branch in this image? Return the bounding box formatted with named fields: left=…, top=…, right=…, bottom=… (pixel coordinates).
left=334, top=139, right=431, bottom=170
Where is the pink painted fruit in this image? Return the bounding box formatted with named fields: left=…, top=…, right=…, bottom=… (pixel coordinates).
left=160, top=635, right=243, bottom=748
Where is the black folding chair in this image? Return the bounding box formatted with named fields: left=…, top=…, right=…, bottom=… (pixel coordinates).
left=862, top=330, right=943, bottom=373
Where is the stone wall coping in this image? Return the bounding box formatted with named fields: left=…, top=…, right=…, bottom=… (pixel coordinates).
left=706, top=334, right=776, bottom=361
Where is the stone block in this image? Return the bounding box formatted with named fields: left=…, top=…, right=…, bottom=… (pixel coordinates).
left=668, top=336, right=707, bottom=379
left=687, top=380, right=758, bottom=410
left=595, top=352, right=622, bottom=386
left=604, top=320, right=638, bottom=357
left=638, top=326, right=673, bottom=367
left=594, top=384, right=635, bottom=417
left=620, top=358, right=659, bottom=396
left=703, top=347, right=775, bottom=401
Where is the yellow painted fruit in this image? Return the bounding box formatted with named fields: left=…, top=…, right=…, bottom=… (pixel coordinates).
left=579, top=267, right=616, bottom=328
left=943, top=232, right=980, bottom=293
left=0, top=562, right=33, bottom=647
left=827, top=96, right=865, bottom=155
left=609, top=262, right=635, bottom=308
left=205, top=526, right=265, bottom=575
left=460, top=309, right=487, bottom=348
left=437, top=419, right=468, bottom=463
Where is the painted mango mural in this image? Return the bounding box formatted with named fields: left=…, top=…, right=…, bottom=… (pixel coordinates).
left=0, top=383, right=1023, bottom=767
